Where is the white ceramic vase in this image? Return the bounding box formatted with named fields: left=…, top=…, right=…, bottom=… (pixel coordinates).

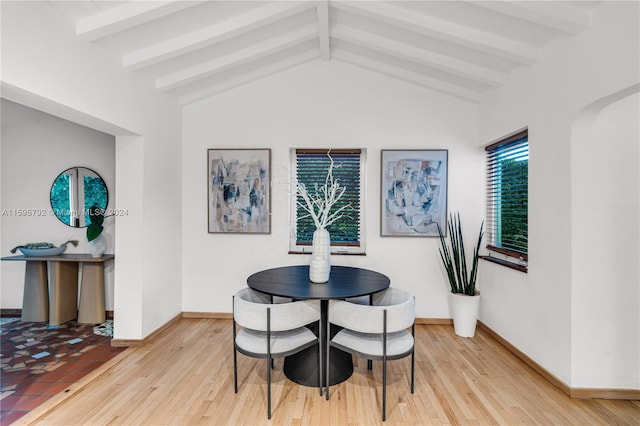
left=448, top=292, right=480, bottom=337
left=88, top=233, right=107, bottom=258
left=309, top=228, right=331, bottom=283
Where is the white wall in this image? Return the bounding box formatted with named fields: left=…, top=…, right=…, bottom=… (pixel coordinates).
left=182, top=60, right=483, bottom=319
left=479, top=1, right=639, bottom=389
left=1, top=100, right=116, bottom=309
left=571, top=91, right=639, bottom=389
left=0, top=1, right=182, bottom=339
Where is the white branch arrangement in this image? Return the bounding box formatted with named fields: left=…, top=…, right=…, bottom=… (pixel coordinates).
left=296, top=154, right=351, bottom=230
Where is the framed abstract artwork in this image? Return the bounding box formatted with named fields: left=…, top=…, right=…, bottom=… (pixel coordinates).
left=380, top=149, right=448, bottom=237
left=207, top=148, right=271, bottom=234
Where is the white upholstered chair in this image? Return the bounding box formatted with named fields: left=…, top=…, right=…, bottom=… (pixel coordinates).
left=233, top=288, right=322, bottom=419
left=325, top=287, right=415, bottom=421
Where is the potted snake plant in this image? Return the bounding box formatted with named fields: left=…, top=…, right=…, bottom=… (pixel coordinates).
left=437, top=212, right=484, bottom=337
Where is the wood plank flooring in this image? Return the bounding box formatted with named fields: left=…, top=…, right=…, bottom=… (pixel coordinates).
left=17, top=319, right=640, bottom=425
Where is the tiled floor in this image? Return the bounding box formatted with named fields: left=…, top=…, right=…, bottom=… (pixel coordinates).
left=0, top=318, right=125, bottom=425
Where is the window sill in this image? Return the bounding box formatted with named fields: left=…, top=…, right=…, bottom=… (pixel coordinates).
left=480, top=255, right=527, bottom=273
left=288, top=251, right=366, bottom=256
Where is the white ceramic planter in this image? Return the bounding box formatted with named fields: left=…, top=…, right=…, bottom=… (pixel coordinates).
left=88, top=233, right=107, bottom=258
left=449, top=292, right=480, bottom=337
left=309, top=228, right=331, bottom=283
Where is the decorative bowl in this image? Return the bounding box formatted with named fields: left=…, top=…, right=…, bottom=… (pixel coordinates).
left=19, top=246, right=67, bottom=257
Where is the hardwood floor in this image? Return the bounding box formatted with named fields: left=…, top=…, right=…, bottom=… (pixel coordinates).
left=17, top=318, right=640, bottom=425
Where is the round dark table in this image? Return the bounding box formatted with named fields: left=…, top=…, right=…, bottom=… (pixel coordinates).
left=247, top=265, right=390, bottom=387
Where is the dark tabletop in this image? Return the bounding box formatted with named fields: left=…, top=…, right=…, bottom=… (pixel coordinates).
left=247, top=265, right=390, bottom=300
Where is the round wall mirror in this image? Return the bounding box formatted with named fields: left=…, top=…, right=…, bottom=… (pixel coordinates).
left=50, top=167, right=108, bottom=228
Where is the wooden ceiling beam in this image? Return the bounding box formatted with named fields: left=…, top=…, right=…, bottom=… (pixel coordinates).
left=468, top=0, right=591, bottom=35
left=332, top=49, right=483, bottom=103
left=333, top=1, right=538, bottom=65
left=179, top=50, right=319, bottom=105
left=76, top=1, right=206, bottom=41
left=332, top=24, right=507, bottom=87
left=123, top=1, right=316, bottom=71
left=316, top=1, right=331, bottom=61
left=157, top=25, right=318, bottom=91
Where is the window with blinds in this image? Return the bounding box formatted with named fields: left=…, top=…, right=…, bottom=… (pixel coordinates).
left=290, top=148, right=366, bottom=254
left=485, top=129, right=528, bottom=269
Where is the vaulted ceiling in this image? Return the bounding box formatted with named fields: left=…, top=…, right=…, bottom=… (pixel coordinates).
left=51, top=1, right=601, bottom=105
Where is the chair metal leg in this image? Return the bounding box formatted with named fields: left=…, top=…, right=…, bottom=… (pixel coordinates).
left=267, top=356, right=272, bottom=419
left=368, top=297, right=373, bottom=371
left=267, top=308, right=272, bottom=419
left=318, top=318, right=323, bottom=396
left=382, top=357, right=387, bottom=422
left=411, top=350, right=415, bottom=394
left=382, top=310, right=387, bottom=422
left=411, top=324, right=415, bottom=393
left=325, top=317, right=330, bottom=400
left=233, top=347, right=238, bottom=393
left=232, top=315, right=238, bottom=393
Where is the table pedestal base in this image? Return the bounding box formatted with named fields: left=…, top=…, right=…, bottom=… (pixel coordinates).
left=284, top=310, right=353, bottom=388
left=284, top=345, right=353, bottom=387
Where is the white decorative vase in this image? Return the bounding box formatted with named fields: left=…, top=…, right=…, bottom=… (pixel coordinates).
left=88, top=234, right=107, bottom=258
left=309, top=228, right=331, bottom=283
left=449, top=292, right=480, bottom=337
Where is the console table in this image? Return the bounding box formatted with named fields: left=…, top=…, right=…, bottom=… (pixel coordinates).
left=1, top=254, right=114, bottom=325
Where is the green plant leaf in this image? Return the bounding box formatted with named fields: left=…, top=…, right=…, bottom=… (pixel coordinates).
left=88, top=204, right=104, bottom=225
left=87, top=223, right=103, bottom=242
left=437, top=212, right=484, bottom=296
